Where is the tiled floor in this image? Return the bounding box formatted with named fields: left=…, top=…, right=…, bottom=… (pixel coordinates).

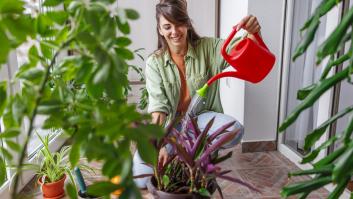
left=21, top=145, right=329, bottom=199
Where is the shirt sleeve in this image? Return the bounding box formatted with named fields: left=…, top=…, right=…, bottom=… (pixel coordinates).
left=145, top=56, right=171, bottom=115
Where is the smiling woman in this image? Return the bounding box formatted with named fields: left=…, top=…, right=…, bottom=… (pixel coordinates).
left=132, top=0, right=263, bottom=189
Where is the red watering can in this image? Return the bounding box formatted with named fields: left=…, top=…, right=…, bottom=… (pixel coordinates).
left=197, top=24, right=276, bottom=97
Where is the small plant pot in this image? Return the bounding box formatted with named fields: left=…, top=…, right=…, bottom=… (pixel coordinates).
left=147, top=177, right=214, bottom=199
left=38, top=175, right=66, bottom=199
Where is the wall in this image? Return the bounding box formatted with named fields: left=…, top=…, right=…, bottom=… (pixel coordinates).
left=219, top=0, right=247, bottom=124
left=220, top=0, right=285, bottom=142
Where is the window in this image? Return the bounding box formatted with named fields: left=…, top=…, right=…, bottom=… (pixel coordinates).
left=283, top=0, right=327, bottom=155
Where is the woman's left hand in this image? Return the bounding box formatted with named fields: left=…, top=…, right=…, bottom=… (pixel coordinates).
left=237, top=15, right=261, bottom=34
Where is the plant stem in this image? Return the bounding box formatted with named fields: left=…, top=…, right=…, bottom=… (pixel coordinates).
left=11, top=39, right=74, bottom=199
left=189, top=167, right=194, bottom=193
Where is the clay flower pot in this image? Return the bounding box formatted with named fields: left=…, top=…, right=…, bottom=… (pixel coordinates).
left=38, top=174, right=66, bottom=199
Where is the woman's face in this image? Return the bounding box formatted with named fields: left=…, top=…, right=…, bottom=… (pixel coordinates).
left=158, top=15, right=188, bottom=49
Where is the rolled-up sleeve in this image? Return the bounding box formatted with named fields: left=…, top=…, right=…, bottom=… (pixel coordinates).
left=145, top=57, right=170, bottom=114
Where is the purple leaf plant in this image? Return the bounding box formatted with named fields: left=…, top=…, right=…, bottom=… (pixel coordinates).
left=134, top=115, right=260, bottom=198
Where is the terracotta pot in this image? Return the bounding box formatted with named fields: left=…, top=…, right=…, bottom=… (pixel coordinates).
left=38, top=175, right=66, bottom=199
left=147, top=177, right=214, bottom=199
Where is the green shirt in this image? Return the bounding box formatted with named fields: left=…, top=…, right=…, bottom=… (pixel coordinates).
left=145, top=37, right=232, bottom=126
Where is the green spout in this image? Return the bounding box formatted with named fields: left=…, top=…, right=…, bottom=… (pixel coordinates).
left=196, top=84, right=209, bottom=97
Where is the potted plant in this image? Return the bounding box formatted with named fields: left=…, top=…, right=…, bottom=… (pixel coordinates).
left=135, top=117, right=260, bottom=199
left=12, top=132, right=90, bottom=199
left=0, top=0, right=163, bottom=198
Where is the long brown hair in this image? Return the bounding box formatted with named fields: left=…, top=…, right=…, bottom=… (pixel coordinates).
left=155, top=0, right=200, bottom=55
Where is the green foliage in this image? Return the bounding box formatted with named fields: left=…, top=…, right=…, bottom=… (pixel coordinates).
left=0, top=0, right=163, bottom=198
left=279, top=1, right=353, bottom=198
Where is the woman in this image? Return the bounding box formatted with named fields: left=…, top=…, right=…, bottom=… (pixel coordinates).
left=133, top=0, right=262, bottom=188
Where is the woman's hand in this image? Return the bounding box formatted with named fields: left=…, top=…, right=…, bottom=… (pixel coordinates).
left=159, top=147, right=168, bottom=166
left=237, top=15, right=261, bottom=34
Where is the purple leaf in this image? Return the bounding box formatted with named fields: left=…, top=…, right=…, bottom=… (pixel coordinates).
left=191, top=117, right=215, bottom=159
left=216, top=183, right=224, bottom=199
left=217, top=175, right=260, bottom=193
left=211, top=151, right=233, bottom=164
left=166, top=137, right=194, bottom=167
left=173, top=131, right=192, bottom=154
left=206, top=164, right=221, bottom=173
left=198, top=132, right=237, bottom=164
left=207, top=121, right=236, bottom=144
left=189, top=116, right=201, bottom=138
left=218, top=170, right=232, bottom=176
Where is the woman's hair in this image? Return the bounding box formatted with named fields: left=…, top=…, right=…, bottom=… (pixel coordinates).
left=155, top=0, right=200, bottom=55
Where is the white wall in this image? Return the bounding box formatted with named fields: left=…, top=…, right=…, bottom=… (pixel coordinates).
left=220, top=0, right=285, bottom=142
left=243, top=0, right=285, bottom=142
left=219, top=0, right=247, bottom=124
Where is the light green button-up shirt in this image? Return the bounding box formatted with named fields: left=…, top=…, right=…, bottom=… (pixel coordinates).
left=145, top=37, right=234, bottom=126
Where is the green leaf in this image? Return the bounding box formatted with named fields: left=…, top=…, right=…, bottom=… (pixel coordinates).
left=0, top=0, right=24, bottom=13
left=301, top=135, right=338, bottom=164
left=93, top=63, right=110, bottom=85
left=0, top=147, right=13, bottom=161
left=28, top=45, right=40, bottom=64
left=125, top=9, right=139, bottom=20
left=40, top=41, right=54, bottom=60
left=0, top=28, right=11, bottom=64
left=0, top=128, right=20, bottom=139
left=198, top=188, right=210, bottom=197
left=279, top=67, right=350, bottom=132
left=2, top=15, right=35, bottom=43
left=115, top=37, right=132, bottom=47
left=17, top=67, right=44, bottom=84
left=297, top=83, right=317, bottom=100
left=281, top=176, right=331, bottom=197
left=46, top=11, right=68, bottom=25
left=292, top=16, right=320, bottom=61
left=115, top=48, right=134, bottom=60
left=316, top=7, right=353, bottom=64
left=11, top=95, right=26, bottom=125
left=69, top=141, right=81, bottom=168
left=36, top=14, right=55, bottom=37
left=116, top=17, right=130, bottom=34
left=102, top=160, right=120, bottom=179
left=37, top=100, right=63, bottom=114
left=0, top=157, right=6, bottom=186
left=43, top=0, right=62, bottom=7
left=87, top=181, right=119, bottom=196
left=0, top=81, right=7, bottom=115
left=5, top=140, right=21, bottom=152
left=304, top=105, right=353, bottom=150
left=136, top=138, right=157, bottom=166
left=332, top=142, right=353, bottom=182
left=162, top=175, right=170, bottom=187
left=65, top=183, right=78, bottom=199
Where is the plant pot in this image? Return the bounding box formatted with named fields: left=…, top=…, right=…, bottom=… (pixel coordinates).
left=38, top=175, right=66, bottom=199
left=147, top=177, right=215, bottom=199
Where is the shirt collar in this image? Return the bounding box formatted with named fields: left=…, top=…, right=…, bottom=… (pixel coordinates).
left=163, top=42, right=196, bottom=67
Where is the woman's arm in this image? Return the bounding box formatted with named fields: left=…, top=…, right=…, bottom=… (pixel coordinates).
left=151, top=111, right=167, bottom=125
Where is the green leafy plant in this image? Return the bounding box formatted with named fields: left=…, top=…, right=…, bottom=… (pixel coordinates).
left=0, top=0, right=163, bottom=198
left=135, top=117, right=259, bottom=198
left=279, top=0, right=353, bottom=198
left=10, top=132, right=90, bottom=185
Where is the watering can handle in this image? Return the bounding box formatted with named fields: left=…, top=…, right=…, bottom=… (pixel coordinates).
left=221, top=24, right=270, bottom=59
